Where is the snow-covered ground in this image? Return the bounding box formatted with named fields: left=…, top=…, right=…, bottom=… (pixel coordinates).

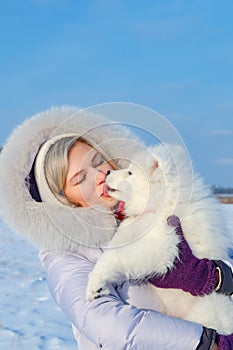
left=0, top=220, right=76, bottom=350
left=0, top=205, right=233, bottom=350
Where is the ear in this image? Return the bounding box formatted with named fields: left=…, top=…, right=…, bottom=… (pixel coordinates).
left=146, top=153, right=159, bottom=176
left=152, top=160, right=159, bottom=171
left=149, top=160, right=159, bottom=176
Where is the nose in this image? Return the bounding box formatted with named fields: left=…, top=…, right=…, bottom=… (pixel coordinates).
left=106, top=170, right=111, bottom=176
left=95, top=168, right=107, bottom=186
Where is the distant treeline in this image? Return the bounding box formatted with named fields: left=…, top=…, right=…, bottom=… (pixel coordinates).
left=211, top=186, right=233, bottom=194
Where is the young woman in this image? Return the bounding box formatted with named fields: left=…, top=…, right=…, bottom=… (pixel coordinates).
left=0, top=106, right=232, bottom=349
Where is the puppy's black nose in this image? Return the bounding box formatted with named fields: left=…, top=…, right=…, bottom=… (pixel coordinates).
left=106, top=170, right=111, bottom=176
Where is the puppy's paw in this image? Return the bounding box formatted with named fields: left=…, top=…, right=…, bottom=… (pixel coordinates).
left=86, top=274, right=110, bottom=302
left=86, top=284, right=110, bottom=302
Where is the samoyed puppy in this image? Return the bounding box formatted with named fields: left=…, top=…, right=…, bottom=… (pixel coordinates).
left=86, top=143, right=233, bottom=334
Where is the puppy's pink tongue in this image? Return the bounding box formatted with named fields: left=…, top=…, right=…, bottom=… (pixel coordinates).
left=102, top=183, right=110, bottom=197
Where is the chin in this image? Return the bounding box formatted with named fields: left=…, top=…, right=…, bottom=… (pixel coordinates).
left=102, top=197, right=118, bottom=207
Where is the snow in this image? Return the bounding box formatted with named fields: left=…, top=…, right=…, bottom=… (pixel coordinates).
left=0, top=220, right=76, bottom=350
left=0, top=205, right=233, bottom=350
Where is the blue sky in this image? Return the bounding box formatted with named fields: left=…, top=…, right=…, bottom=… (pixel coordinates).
left=0, top=0, right=233, bottom=186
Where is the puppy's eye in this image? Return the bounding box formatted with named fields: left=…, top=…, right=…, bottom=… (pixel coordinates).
left=128, top=171, right=132, bottom=175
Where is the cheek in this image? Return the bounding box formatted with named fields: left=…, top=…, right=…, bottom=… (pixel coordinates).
left=79, top=182, right=94, bottom=201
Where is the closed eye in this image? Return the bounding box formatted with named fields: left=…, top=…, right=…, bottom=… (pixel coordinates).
left=74, top=171, right=86, bottom=185
left=92, top=152, right=105, bottom=167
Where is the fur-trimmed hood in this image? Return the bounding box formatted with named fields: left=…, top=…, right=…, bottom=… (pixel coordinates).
left=0, top=106, right=142, bottom=253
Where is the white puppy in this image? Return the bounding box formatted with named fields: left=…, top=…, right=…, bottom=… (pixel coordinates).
left=86, top=143, right=233, bottom=334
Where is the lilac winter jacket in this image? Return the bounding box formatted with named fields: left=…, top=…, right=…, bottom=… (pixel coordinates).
left=39, top=248, right=204, bottom=350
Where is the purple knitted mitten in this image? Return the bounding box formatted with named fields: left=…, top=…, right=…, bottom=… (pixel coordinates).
left=216, top=333, right=233, bottom=350
left=149, top=215, right=218, bottom=296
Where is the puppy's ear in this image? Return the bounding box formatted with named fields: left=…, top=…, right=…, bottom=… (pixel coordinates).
left=146, top=153, right=159, bottom=176
left=149, top=160, right=159, bottom=176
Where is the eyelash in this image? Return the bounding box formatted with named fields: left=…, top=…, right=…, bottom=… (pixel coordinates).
left=76, top=174, right=86, bottom=185
left=93, top=154, right=105, bottom=167
left=75, top=154, right=105, bottom=185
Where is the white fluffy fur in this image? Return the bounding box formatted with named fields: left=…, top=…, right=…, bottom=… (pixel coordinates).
left=0, top=106, right=143, bottom=254
left=86, top=143, right=233, bottom=334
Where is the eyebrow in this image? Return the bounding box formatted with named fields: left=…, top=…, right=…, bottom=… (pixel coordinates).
left=68, top=151, right=100, bottom=184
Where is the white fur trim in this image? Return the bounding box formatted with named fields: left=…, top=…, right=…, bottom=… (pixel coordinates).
left=0, top=106, right=142, bottom=253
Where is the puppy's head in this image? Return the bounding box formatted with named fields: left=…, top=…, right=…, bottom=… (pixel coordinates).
left=106, top=152, right=161, bottom=216
left=106, top=143, right=193, bottom=220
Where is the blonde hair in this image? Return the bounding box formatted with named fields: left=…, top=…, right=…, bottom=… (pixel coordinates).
left=44, top=136, right=117, bottom=206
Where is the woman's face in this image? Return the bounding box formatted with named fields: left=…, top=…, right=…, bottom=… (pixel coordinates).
left=64, top=142, right=118, bottom=208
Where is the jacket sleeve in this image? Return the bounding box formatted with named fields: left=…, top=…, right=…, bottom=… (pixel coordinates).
left=39, top=250, right=204, bottom=350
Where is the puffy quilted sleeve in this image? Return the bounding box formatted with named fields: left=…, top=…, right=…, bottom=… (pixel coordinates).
left=39, top=250, right=203, bottom=350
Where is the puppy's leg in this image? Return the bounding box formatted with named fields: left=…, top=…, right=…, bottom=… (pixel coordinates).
left=86, top=216, right=179, bottom=301
left=186, top=293, right=233, bottom=335
left=86, top=249, right=124, bottom=301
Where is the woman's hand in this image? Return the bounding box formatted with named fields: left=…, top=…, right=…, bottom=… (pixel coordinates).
left=215, top=333, right=233, bottom=349
left=149, top=215, right=233, bottom=296
left=211, top=343, right=218, bottom=350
